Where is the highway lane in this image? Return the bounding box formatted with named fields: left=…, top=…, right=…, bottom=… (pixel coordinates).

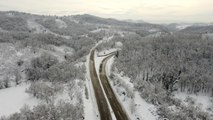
left=99, top=54, right=130, bottom=120
left=89, top=49, right=112, bottom=120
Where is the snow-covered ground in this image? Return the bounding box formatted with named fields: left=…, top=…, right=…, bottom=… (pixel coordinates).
left=174, top=92, right=213, bottom=114
left=84, top=81, right=97, bottom=120
left=176, top=24, right=191, bottom=30
left=95, top=49, right=114, bottom=74
left=90, top=28, right=107, bottom=33
left=110, top=74, right=159, bottom=119
left=84, top=52, right=100, bottom=120
left=149, top=29, right=159, bottom=33
left=0, top=83, right=39, bottom=117
left=68, top=17, right=79, bottom=24
left=55, top=19, right=67, bottom=28
left=133, top=92, right=158, bottom=120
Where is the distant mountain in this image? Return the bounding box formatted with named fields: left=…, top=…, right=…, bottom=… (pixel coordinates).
left=71, top=14, right=169, bottom=33
left=0, top=11, right=169, bottom=37
left=72, top=14, right=147, bottom=26
left=123, top=19, right=146, bottom=23
left=164, top=22, right=213, bottom=32
left=72, top=14, right=131, bottom=25
left=163, top=23, right=196, bottom=32
left=180, top=25, right=213, bottom=34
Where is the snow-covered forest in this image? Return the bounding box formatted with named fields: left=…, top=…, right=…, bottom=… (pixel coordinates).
left=0, top=11, right=213, bottom=120
left=97, top=25, right=213, bottom=119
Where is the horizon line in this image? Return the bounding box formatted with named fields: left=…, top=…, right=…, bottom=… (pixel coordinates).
left=1, top=10, right=212, bottom=25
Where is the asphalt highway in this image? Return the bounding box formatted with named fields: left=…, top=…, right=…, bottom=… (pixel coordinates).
left=89, top=49, right=112, bottom=120
left=99, top=53, right=129, bottom=120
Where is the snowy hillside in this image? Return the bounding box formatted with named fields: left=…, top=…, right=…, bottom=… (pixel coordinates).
left=0, top=84, right=39, bottom=117
left=0, top=11, right=213, bottom=120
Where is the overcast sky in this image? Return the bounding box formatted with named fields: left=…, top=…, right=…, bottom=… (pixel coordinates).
left=0, top=0, right=212, bottom=23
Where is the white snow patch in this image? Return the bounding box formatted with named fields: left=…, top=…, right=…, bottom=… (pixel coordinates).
left=91, top=28, right=105, bottom=33
left=84, top=74, right=97, bottom=120
left=55, top=19, right=67, bottom=28
left=85, top=53, right=99, bottom=120
left=54, top=85, right=70, bottom=103
left=176, top=25, right=191, bottom=30
left=75, top=62, right=84, bottom=67
left=118, top=31, right=125, bottom=37
left=69, top=17, right=79, bottom=24
left=0, top=83, right=39, bottom=117
left=174, top=92, right=212, bottom=112
left=115, top=42, right=123, bottom=48
left=149, top=29, right=158, bottom=33
left=94, top=51, right=107, bottom=75
left=134, top=92, right=158, bottom=120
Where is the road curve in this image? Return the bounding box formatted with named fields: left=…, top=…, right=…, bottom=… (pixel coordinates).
left=99, top=54, right=130, bottom=120
left=89, top=49, right=112, bottom=120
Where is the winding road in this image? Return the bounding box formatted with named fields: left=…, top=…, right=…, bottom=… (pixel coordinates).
left=89, top=49, right=112, bottom=120
left=89, top=49, right=129, bottom=120
left=99, top=53, right=129, bottom=120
